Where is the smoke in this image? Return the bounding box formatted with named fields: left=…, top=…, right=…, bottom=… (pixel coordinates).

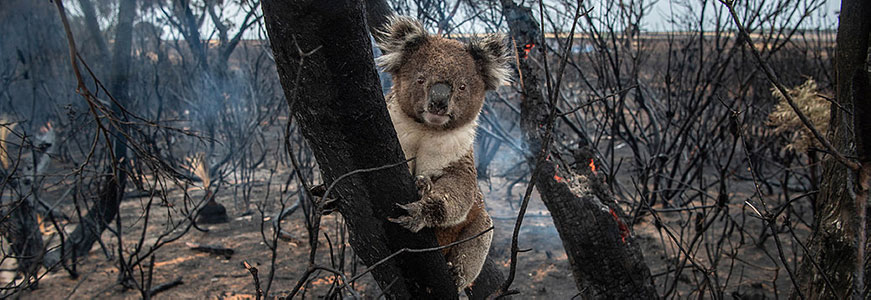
left=0, top=0, right=77, bottom=132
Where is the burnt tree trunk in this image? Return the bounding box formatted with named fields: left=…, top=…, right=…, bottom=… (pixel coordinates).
left=499, top=0, right=658, bottom=298
left=3, top=195, right=43, bottom=286
left=794, top=0, right=871, bottom=298
left=0, top=129, right=55, bottom=287
left=465, top=256, right=506, bottom=299
left=77, top=0, right=109, bottom=60
left=260, top=1, right=457, bottom=298
left=44, top=0, right=135, bottom=269
left=173, top=0, right=208, bottom=69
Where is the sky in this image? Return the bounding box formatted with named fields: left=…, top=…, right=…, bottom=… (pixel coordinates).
left=85, top=0, right=841, bottom=41
left=643, top=0, right=839, bottom=31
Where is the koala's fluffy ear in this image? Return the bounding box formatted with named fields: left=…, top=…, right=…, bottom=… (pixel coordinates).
left=468, top=34, right=512, bottom=90
left=375, top=15, right=428, bottom=74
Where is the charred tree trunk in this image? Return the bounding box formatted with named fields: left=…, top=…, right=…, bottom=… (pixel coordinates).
left=0, top=130, right=55, bottom=287
left=77, top=0, right=109, bottom=60
left=44, top=0, right=136, bottom=269
left=499, top=0, right=657, bottom=298
left=173, top=0, right=208, bottom=69
left=465, top=255, right=506, bottom=299
left=260, top=1, right=457, bottom=298
left=2, top=195, right=43, bottom=286
left=794, top=0, right=871, bottom=298
left=363, top=0, right=394, bottom=41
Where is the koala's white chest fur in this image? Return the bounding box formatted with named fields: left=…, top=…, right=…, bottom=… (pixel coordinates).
left=387, top=101, right=477, bottom=177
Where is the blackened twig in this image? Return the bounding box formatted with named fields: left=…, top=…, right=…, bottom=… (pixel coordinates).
left=147, top=277, right=183, bottom=297
left=242, top=260, right=263, bottom=300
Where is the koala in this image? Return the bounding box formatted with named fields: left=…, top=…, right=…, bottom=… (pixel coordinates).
left=376, top=16, right=510, bottom=290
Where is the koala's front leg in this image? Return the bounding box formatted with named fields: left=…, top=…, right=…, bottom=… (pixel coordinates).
left=388, top=176, right=440, bottom=232
left=389, top=153, right=480, bottom=231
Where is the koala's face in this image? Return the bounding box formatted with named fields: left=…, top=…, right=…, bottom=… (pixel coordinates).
left=376, top=16, right=510, bottom=130
left=393, top=39, right=486, bottom=128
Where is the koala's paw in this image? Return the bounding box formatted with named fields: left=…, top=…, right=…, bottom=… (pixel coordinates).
left=447, top=261, right=469, bottom=289
left=416, top=175, right=451, bottom=205
left=388, top=202, right=427, bottom=232
left=415, top=175, right=433, bottom=197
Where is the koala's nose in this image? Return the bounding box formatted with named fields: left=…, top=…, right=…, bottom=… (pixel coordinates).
left=428, top=83, right=452, bottom=114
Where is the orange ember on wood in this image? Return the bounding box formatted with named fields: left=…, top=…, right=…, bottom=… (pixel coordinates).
left=589, top=159, right=597, bottom=175
left=522, top=43, right=535, bottom=58
left=609, top=208, right=630, bottom=243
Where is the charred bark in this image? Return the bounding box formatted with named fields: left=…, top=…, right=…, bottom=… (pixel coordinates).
left=363, top=0, right=394, bottom=41
left=2, top=196, right=43, bottom=286
left=1, top=109, right=57, bottom=288
left=260, top=1, right=457, bottom=298
left=499, top=0, right=657, bottom=298
left=465, top=254, right=505, bottom=299
left=173, top=0, right=208, bottom=69
left=794, top=0, right=871, bottom=298
left=0, top=133, right=54, bottom=287
left=77, top=0, right=109, bottom=60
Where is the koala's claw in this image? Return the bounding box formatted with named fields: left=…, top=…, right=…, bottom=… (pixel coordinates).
left=447, top=262, right=468, bottom=289
left=415, top=175, right=433, bottom=197
left=388, top=202, right=427, bottom=232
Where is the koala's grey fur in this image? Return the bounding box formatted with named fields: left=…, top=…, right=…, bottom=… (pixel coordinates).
left=378, top=15, right=510, bottom=290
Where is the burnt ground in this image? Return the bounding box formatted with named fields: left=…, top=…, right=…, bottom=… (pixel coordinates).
left=4, top=145, right=810, bottom=299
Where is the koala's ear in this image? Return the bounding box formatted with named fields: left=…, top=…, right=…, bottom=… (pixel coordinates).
left=375, top=15, right=428, bottom=74
left=468, top=33, right=512, bottom=90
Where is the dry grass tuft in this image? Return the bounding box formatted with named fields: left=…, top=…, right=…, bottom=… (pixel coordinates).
left=186, top=152, right=210, bottom=189
left=767, top=79, right=830, bottom=153
left=0, top=117, right=16, bottom=170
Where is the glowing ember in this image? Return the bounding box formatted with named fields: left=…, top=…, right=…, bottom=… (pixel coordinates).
left=609, top=208, right=630, bottom=243
left=553, top=164, right=564, bottom=182
left=589, top=159, right=597, bottom=175
left=522, top=43, right=535, bottom=58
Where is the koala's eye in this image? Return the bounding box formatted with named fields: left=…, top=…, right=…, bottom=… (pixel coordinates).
left=417, top=77, right=425, bottom=84
left=458, top=84, right=466, bottom=91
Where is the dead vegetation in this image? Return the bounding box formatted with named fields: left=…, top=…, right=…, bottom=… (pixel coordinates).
left=2, top=0, right=866, bottom=299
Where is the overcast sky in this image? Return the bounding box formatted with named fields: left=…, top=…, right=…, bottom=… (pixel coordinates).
left=643, top=0, right=839, bottom=31
left=130, top=0, right=841, bottom=40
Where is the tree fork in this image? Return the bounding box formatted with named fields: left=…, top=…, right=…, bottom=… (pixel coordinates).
left=260, top=1, right=457, bottom=298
